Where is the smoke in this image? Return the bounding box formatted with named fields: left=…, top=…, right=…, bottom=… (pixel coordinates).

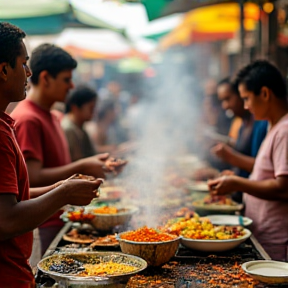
left=119, top=51, right=204, bottom=227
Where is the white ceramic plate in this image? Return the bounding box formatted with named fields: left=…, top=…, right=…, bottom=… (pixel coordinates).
left=181, top=228, right=251, bottom=252
left=242, top=260, right=288, bottom=284
left=207, top=215, right=253, bottom=227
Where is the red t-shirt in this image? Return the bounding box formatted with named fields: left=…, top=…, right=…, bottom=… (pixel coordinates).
left=0, top=112, right=35, bottom=287
left=11, top=99, right=71, bottom=228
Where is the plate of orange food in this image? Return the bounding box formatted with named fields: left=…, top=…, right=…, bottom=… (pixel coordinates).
left=63, top=228, right=96, bottom=244
left=86, top=205, right=138, bottom=231
left=90, top=234, right=119, bottom=248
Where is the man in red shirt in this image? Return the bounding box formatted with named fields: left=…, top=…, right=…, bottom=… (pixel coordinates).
left=11, top=43, right=117, bottom=255
left=0, top=22, right=103, bottom=287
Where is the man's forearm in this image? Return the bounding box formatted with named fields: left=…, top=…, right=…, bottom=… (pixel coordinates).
left=29, top=162, right=84, bottom=187
left=29, top=184, right=56, bottom=198
left=0, top=187, right=66, bottom=240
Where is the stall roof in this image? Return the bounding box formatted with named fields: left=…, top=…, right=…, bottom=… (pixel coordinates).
left=0, top=0, right=123, bottom=35
left=142, top=0, right=234, bottom=21
left=159, top=2, right=260, bottom=49
left=141, top=0, right=275, bottom=21
left=55, top=28, right=150, bottom=60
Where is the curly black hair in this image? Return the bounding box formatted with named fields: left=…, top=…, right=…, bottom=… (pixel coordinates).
left=65, top=84, right=97, bottom=113
left=0, top=22, right=26, bottom=68
left=30, top=43, right=77, bottom=85
left=234, top=60, right=287, bottom=99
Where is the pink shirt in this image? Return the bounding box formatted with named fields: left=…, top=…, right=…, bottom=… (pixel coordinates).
left=244, top=113, right=288, bottom=261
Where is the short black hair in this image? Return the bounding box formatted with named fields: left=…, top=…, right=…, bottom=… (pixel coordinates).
left=0, top=22, right=26, bottom=68
left=218, top=77, right=239, bottom=96
left=234, top=60, right=287, bottom=99
left=65, top=85, right=97, bottom=113
left=30, top=43, right=77, bottom=84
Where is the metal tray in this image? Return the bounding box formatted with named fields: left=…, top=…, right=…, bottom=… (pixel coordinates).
left=37, top=251, right=147, bottom=285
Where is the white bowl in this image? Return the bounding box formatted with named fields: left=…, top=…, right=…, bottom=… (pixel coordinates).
left=181, top=228, right=251, bottom=252
left=242, top=260, right=288, bottom=284
left=87, top=205, right=138, bottom=231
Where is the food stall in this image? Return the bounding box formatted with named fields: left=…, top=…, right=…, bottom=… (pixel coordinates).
left=35, top=158, right=286, bottom=288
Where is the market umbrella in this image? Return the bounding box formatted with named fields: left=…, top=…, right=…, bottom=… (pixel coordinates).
left=0, top=0, right=123, bottom=35
left=140, top=14, right=183, bottom=41
left=142, top=0, right=233, bottom=21
left=159, top=2, right=260, bottom=49
left=55, top=28, right=149, bottom=60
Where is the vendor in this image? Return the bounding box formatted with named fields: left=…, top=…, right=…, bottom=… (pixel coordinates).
left=11, top=43, right=114, bottom=256
left=208, top=60, right=288, bottom=261
left=0, top=22, right=103, bottom=287
left=212, top=78, right=267, bottom=178
left=61, top=85, right=98, bottom=162
left=211, top=78, right=268, bottom=202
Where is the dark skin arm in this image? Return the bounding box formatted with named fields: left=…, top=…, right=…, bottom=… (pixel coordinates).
left=207, top=175, right=288, bottom=201
left=26, top=153, right=110, bottom=187
left=0, top=179, right=103, bottom=241
left=29, top=181, right=63, bottom=198
left=211, top=143, right=255, bottom=173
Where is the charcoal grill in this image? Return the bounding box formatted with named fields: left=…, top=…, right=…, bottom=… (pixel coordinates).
left=36, top=221, right=274, bottom=288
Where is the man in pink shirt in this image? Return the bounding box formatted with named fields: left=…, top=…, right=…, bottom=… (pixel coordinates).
left=208, top=60, right=288, bottom=261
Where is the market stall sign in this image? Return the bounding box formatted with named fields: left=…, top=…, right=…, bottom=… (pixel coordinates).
left=142, top=0, right=234, bottom=21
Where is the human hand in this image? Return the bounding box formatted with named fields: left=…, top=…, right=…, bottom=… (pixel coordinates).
left=211, top=143, right=234, bottom=162
left=53, top=180, right=65, bottom=189
left=61, top=178, right=103, bottom=206
left=207, top=175, right=237, bottom=196
left=104, top=157, right=128, bottom=175
left=96, top=153, right=110, bottom=162
left=79, top=153, right=110, bottom=178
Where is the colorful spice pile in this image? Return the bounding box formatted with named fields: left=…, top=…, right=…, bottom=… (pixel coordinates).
left=127, top=261, right=259, bottom=288
left=93, top=206, right=119, bottom=214
left=121, top=226, right=176, bottom=242
left=66, top=210, right=95, bottom=222
left=162, top=216, right=246, bottom=240
left=80, top=261, right=137, bottom=276
left=187, top=262, right=257, bottom=288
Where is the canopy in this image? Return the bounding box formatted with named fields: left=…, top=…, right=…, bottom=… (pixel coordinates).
left=159, top=2, right=260, bottom=49
left=142, top=0, right=233, bottom=21
left=0, top=0, right=123, bottom=35
left=141, top=0, right=275, bottom=21
left=140, top=14, right=182, bottom=41
left=55, top=29, right=149, bottom=60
